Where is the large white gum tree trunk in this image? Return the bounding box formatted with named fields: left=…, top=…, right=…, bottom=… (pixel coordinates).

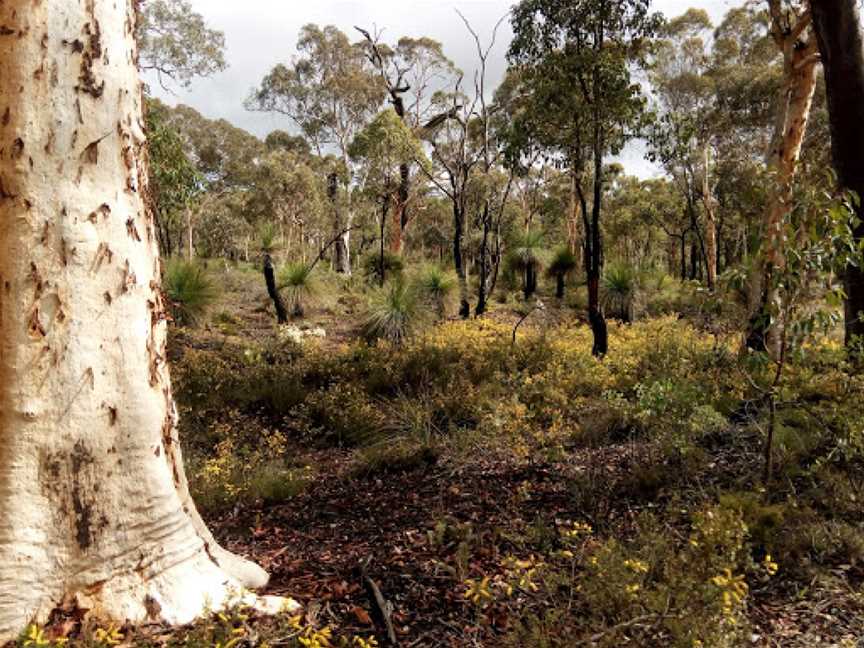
left=0, top=0, right=281, bottom=640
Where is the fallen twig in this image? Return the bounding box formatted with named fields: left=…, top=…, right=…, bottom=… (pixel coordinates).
left=359, top=555, right=398, bottom=646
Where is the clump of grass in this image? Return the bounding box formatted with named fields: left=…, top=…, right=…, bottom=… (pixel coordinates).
left=258, top=222, right=280, bottom=254
left=362, top=280, right=427, bottom=344
left=164, top=259, right=218, bottom=326
left=246, top=462, right=313, bottom=505
left=278, top=262, right=317, bottom=318
left=414, top=264, right=458, bottom=319
left=603, top=262, right=639, bottom=322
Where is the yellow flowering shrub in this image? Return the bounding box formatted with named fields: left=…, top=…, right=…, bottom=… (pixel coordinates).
left=504, top=506, right=766, bottom=648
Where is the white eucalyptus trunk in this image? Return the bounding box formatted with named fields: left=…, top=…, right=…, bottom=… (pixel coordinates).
left=0, top=0, right=285, bottom=640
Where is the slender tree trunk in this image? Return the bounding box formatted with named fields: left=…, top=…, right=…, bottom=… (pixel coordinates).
left=568, top=171, right=583, bottom=266
left=263, top=254, right=287, bottom=324
left=185, top=205, right=194, bottom=262
left=701, top=142, right=718, bottom=291
left=453, top=202, right=470, bottom=318
left=0, top=1, right=280, bottom=640
left=379, top=197, right=388, bottom=287
left=476, top=202, right=491, bottom=316
left=588, top=127, right=608, bottom=357
left=328, top=171, right=351, bottom=275
left=747, top=5, right=819, bottom=354
left=810, top=0, right=864, bottom=346
left=680, top=231, right=688, bottom=281
left=556, top=273, right=565, bottom=300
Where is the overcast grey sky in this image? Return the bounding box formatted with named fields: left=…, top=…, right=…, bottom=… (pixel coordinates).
left=146, top=0, right=738, bottom=177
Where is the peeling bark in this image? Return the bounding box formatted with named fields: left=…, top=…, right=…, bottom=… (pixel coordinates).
left=746, top=3, right=819, bottom=355
left=0, top=1, right=288, bottom=640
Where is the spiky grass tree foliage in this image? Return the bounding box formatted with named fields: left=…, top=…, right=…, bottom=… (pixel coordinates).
left=548, top=248, right=578, bottom=299
left=258, top=222, right=280, bottom=255
left=363, top=280, right=427, bottom=344
left=508, top=230, right=549, bottom=299
left=603, top=262, right=639, bottom=323
left=414, top=265, right=458, bottom=320
left=165, top=260, right=219, bottom=326
left=278, top=262, right=318, bottom=318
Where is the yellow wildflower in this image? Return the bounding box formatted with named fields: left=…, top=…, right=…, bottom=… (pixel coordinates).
left=463, top=576, right=493, bottom=605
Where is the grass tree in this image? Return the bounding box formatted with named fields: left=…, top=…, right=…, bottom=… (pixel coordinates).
left=278, top=262, right=317, bottom=318
left=415, top=265, right=458, bottom=320
left=363, top=281, right=427, bottom=344
left=258, top=223, right=287, bottom=323
left=0, top=1, right=279, bottom=640
left=547, top=248, right=578, bottom=299
left=603, top=262, right=640, bottom=323
left=509, top=230, right=548, bottom=300
left=164, top=260, right=219, bottom=326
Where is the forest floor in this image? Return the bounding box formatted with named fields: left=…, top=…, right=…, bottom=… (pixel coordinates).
left=164, top=263, right=864, bottom=648
left=209, top=443, right=864, bottom=647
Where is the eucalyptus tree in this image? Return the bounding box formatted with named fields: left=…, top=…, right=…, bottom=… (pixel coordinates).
left=350, top=109, right=429, bottom=285
left=508, top=0, right=662, bottom=356
left=745, top=0, right=821, bottom=355
left=247, top=24, right=386, bottom=274
left=164, top=103, right=265, bottom=191
left=421, top=13, right=512, bottom=318
left=245, top=150, right=327, bottom=261
left=648, top=9, right=719, bottom=289
left=147, top=99, right=202, bottom=258
left=0, top=1, right=280, bottom=640
left=356, top=29, right=459, bottom=254
left=137, top=0, right=227, bottom=88
left=265, top=129, right=312, bottom=156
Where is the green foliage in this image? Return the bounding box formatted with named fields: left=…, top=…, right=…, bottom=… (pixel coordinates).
left=507, top=0, right=662, bottom=161
left=413, top=265, right=458, bottom=319
left=258, top=222, right=280, bottom=254
left=508, top=230, right=548, bottom=271
left=362, top=281, right=427, bottom=344
left=547, top=247, right=577, bottom=278
left=602, top=262, right=640, bottom=322
left=164, top=260, right=218, bottom=326
left=278, top=263, right=318, bottom=318
left=247, top=24, right=384, bottom=154
left=146, top=99, right=201, bottom=253
left=362, top=251, right=404, bottom=284
left=349, top=108, right=429, bottom=198
left=138, top=0, right=227, bottom=87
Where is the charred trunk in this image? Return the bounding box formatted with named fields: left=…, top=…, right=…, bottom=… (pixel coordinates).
left=811, top=0, right=864, bottom=346
left=264, top=254, right=288, bottom=324
left=453, top=203, right=470, bottom=318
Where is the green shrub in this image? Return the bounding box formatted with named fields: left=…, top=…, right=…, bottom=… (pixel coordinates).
left=362, top=250, right=404, bottom=284
left=277, top=262, right=317, bottom=318
left=602, top=262, right=639, bottom=322
left=246, top=462, right=314, bottom=505
left=413, top=264, right=458, bottom=319
left=164, top=259, right=218, bottom=326
left=362, top=280, right=428, bottom=344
